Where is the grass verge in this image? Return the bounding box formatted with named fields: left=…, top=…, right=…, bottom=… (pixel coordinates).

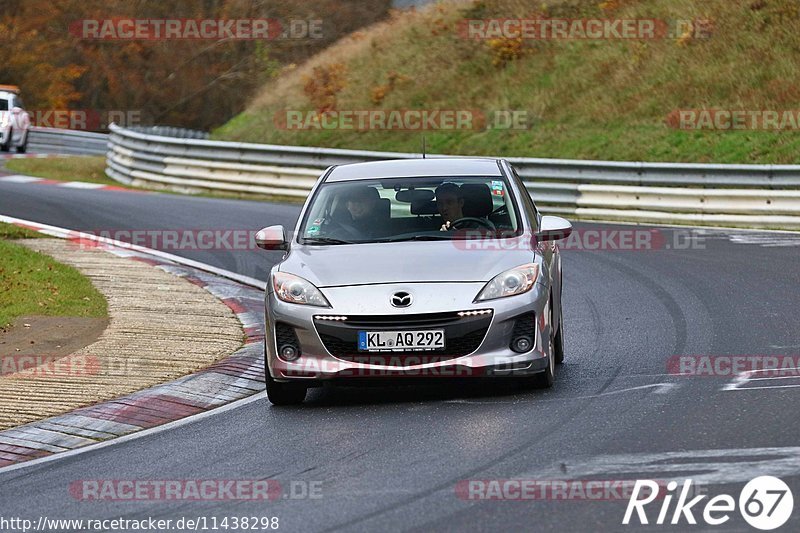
left=6, top=156, right=113, bottom=185
left=214, top=0, right=800, bottom=164
left=0, top=222, right=108, bottom=331
left=4, top=157, right=306, bottom=204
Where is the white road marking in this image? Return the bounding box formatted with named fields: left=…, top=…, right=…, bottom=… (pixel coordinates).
left=570, top=382, right=679, bottom=399
left=443, top=383, right=679, bottom=405
left=529, top=446, right=800, bottom=485
left=0, top=174, right=43, bottom=183
left=723, top=366, right=800, bottom=391
left=60, top=181, right=106, bottom=189
left=727, top=233, right=800, bottom=247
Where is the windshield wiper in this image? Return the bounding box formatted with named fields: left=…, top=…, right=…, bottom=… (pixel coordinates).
left=302, top=237, right=355, bottom=245
left=376, top=234, right=456, bottom=243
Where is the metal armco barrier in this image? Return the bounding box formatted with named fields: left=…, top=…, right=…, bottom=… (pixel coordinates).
left=106, top=124, right=800, bottom=229
left=28, top=127, right=108, bottom=156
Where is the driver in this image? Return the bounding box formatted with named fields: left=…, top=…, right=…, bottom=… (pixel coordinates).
left=435, top=182, right=464, bottom=231
left=344, top=185, right=386, bottom=238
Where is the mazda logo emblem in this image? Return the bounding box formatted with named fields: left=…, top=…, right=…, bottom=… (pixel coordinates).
left=391, top=291, right=413, bottom=308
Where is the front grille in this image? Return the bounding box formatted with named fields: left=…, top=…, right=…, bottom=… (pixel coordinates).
left=315, top=311, right=492, bottom=366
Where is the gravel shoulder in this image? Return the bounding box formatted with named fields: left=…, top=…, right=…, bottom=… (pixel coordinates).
left=0, top=238, right=244, bottom=429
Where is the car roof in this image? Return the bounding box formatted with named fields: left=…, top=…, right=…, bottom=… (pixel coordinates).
left=325, top=158, right=503, bottom=182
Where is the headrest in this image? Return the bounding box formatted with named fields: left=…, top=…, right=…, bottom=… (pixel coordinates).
left=461, top=183, right=494, bottom=217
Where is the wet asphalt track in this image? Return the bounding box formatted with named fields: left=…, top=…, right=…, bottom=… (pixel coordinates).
left=1, top=178, right=800, bottom=532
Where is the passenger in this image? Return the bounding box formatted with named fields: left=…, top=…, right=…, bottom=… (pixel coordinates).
left=435, top=182, right=465, bottom=231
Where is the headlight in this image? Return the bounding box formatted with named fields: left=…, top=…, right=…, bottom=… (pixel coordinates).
left=475, top=263, right=540, bottom=302
left=273, top=272, right=330, bottom=307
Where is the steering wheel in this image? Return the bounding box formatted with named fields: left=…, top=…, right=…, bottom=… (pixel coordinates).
left=450, top=217, right=496, bottom=231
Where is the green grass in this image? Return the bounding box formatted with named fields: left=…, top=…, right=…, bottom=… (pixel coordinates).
left=0, top=222, right=46, bottom=240
left=6, top=156, right=114, bottom=185
left=0, top=223, right=108, bottom=331
left=214, top=0, right=800, bottom=164
left=4, top=156, right=305, bottom=204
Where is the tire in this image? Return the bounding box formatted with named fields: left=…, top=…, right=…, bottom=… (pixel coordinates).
left=523, top=304, right=555, bottom=389
left=266, top=372, right=307, bottom=405
left=15, top=131, right=27, bottom=153
left=554, top=299, right=565, bottom=365
left=264, top=341, right=307, bottom=405
left=530, top=326, right=555, bottom=389
left=0, top=129, right=10, bottom=152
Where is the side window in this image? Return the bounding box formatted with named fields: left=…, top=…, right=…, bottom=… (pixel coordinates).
left=511, top=167, right=539, bottom=230
left=15, top=97, right=24, bottom=109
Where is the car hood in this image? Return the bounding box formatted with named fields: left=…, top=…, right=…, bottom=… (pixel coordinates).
left=278, top=240, right=538, bottom=287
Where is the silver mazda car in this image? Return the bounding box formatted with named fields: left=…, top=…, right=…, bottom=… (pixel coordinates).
left=257, top=158, right=572, bottom=405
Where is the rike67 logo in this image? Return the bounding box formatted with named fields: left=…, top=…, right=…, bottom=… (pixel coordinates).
left=623, top=476, right=793, bottom=530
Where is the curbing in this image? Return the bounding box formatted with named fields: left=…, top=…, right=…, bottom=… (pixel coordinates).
left=0, top=217, right=267, bottom=469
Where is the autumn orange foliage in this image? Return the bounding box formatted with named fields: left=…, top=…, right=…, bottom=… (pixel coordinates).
left=0, top=0, right=391, bottom=130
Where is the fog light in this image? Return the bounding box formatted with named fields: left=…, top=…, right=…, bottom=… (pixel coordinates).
left=279, top=345, right=300, bottom=361
left=511, top=336, right=533, bottom=354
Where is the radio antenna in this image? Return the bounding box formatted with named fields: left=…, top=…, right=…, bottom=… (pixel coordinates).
left=421, top=135, right=427, bottom=159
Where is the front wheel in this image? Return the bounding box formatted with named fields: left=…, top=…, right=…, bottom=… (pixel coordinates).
left=15, top=131, right=27, bottom=153
left=554, top=300, right=565, bottom=364
left=0, top=129, right=11, bottom=152
left=265, top=372, right=307, bottom=405
left=530, top=341, right=555, bottom=389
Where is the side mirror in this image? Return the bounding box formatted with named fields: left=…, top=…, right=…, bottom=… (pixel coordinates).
left=255, top=225, right=288, bottom=250
left=536, top=216, right=572, bottom=242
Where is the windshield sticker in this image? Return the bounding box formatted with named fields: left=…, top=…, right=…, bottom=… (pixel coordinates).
left=491, top=180, right=505, bottom=196
left=307, top=218, right=323, bottom=235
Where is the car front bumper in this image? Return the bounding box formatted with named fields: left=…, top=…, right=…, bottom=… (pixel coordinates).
left=265, top=281, right=552, bottom=383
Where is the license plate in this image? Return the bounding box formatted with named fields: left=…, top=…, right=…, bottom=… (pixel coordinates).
left=358, top=330, right=445, bottom=352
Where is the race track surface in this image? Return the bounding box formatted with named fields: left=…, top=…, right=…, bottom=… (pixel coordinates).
left=1, top=179, right=799, bottom=531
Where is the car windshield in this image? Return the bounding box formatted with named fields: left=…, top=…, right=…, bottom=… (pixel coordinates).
left=0, top=100, right=8, bottom=111
left=299, top=176, right=520, bottom=244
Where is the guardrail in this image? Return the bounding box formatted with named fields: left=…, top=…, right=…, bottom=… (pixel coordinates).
left=28, top=127, right=108, bottom=156
left=106, top=123, right=800, bottom=229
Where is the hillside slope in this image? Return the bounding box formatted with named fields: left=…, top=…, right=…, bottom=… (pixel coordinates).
left=215, top=0, right=800, bottom=163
